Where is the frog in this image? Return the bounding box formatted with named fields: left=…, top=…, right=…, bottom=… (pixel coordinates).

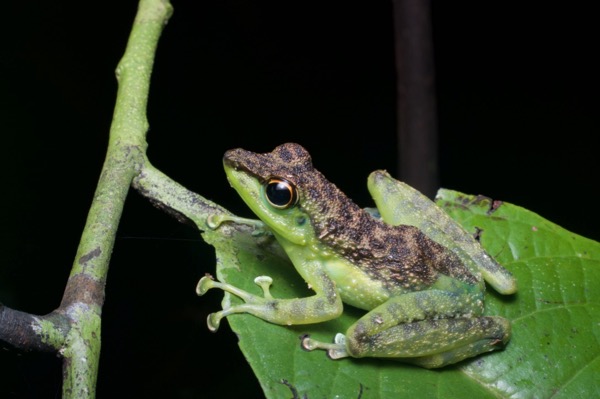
left=197, top=143, right=517, bottom=368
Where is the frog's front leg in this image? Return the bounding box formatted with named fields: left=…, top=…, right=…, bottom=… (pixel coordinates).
left=302, top=289, right=511, bottom=368
left=197, top=266, right=343, bottom=331
left=203, top=214, right=342, bottom=329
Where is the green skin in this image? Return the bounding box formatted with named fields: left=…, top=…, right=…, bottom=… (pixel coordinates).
left=198, top=143, right=517, bottom=368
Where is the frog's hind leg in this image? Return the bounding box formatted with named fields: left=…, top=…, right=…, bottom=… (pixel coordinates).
left=352, top=316, right=510, bottom=368
left=303, top=315, right=510, bottom=368
left=302, top=289, right=511, bottom=368
left=400, top=319, right=510, bottom=368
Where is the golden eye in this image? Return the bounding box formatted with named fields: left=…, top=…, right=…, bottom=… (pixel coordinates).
left=265, top=178, right=298, bottom=209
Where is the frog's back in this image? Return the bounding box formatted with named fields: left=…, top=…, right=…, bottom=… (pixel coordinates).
left=320, top=209, right=481, bottom=292
left=273, top=145, right=481, bottom=293
left=228, top=143, right=481, bottom=294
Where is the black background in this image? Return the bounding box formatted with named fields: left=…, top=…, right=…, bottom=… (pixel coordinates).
left=1, top=1, right=597, bottom=398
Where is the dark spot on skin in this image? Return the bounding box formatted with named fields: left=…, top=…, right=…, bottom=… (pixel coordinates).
left=385, top=302, right=405, bottom=320
left=322, top=276, right=339, bottom=305
left=278, top=147, right=293, bottom=161
left=313, top=298, right=326, bottom=313
left=267, top=300, right=278, bottom=311
left=349, top=321, right=373, bottom=350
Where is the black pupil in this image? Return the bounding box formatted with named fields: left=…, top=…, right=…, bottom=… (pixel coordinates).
left=266, top=180, right=294, bottom=207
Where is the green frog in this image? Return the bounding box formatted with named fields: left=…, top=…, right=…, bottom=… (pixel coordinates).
left=197, top=143, right=516, bottom=368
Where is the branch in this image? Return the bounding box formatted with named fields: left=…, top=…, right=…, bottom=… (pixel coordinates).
left=0, top=304, right=67, bottom=352
left=0, top=1, right=172, bottom=397
left=132, top=161, right=287, bottom=259
left=133, top=161, right=230, bottom=230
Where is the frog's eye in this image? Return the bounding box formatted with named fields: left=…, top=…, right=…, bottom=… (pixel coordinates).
left=265, top=178, right=298, bottom=209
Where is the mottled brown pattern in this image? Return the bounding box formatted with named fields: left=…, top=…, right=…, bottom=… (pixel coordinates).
left=224, top=143, right=477, bottom=290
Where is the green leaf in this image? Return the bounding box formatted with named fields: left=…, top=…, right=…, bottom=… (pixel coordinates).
left=202, top=190, right=600, bottom=398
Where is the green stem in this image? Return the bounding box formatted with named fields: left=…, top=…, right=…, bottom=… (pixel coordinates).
left=133, top=161, right=231, bottom=230
left=132, top=160, right=287, bottom=261
left=59, top=1, right=172, bottom=397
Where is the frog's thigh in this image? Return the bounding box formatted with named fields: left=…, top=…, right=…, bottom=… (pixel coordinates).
left=344, top=291, right=510, bottom=367
left=402, top=319, right=510, bottom=368
left=347, top=315, right=509, bottom=366
left=347, top=289, right=482, bottom=336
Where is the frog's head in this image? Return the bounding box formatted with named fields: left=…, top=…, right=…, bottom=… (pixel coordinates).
left=223, top=143, right=344, bottom=246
